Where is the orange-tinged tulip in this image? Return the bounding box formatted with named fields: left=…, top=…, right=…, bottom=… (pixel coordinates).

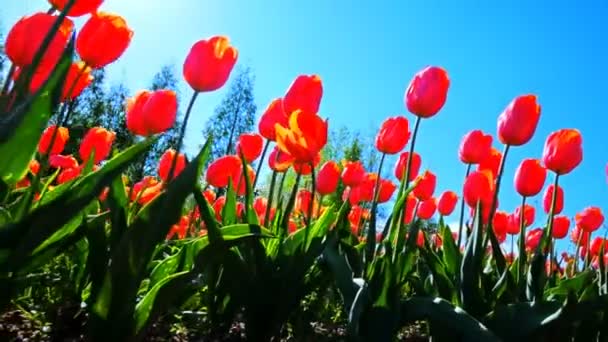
left=348, top=205, right=369, bottom=235
left=543, top=184, right=564, bottom=215
left=515, top=204, right=535, bottom=228
left=375, top=116, right=410, bottom=154
left=394, top=151, right=421, bottom=181
left=258, top=98, right=289, bottom=141
left=268, top=147, right=294, bottom=172
left=205, top=155, right=242, bottom=188
left=417, top=198, right=437, bottom=220
left=316, top=160, right=341, bottom=195
left=293, top=153, right=321, bottom=175
left=16, top=160, right=42, bottom=188
left=76, top=12, right=133, bottom=69
left=131, top=176, right=159, bottom=201
left=283, top=74, right=323, bottom=115
left=341, top=161, right=366, bottom=187
left=478, top=147, right=502, bottom=178
left=235, top=133, right=264, bottom=163
left=49, top=0, right=104, bottom=17
left=275, top=110, right=328, bottom=163
left=79, top=127, right=115, bottom=163
left=542, top=129, right=583, bottom=175
left=497, top=95, right=541, bottom=146
left=38, top=125, right=69, bottom=155
left=49, top=154, right=78, bottom=169
left=126, top=89, right=177, bottom=136
left=459, top=130, right=493, bottom=164
left=405, top=66, right=450, bottom=118
left=493, top=210, right=509, bottom=236
left=463, top=170, right=494, bottom=208
left=5, top=13, right=73, bottom=67
left=413, top=170, right=436, bottom=201
left=575, top=207, right=604, bottom=233
left=437, top=190, right=458, bottom=216
left=552, top=215, right=570, bottom=239
left=203, top=189, right=216, bottom=203
left=514, top=158, right=546, bottom=197
left=61, top=61, right=93, bottom=101
left=158, top=149, right=186, bottom=182
left=183, top=36, right=237, bottom=92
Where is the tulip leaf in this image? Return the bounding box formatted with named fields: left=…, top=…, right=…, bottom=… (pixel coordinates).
left=439, top=219, right=461, bottom=278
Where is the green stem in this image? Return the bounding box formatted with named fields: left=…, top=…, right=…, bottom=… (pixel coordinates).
left=251, top=139, right=270, bottom=191
left=1, top=64, right=15, bottom=96
left=307, top=165, right=316, bottom=231
left=364, top=152, right=386, bottom=268
left=264, top=171, right=277, bottom=227
left=403, top=116, right=422, bottom=190
left=517, top=195, right=527, bottom=290
left=457, top=163, right=472, bottom=247
left=166, top=91, right=199, bottom=183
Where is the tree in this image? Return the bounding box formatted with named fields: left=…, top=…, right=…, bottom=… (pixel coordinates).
left=201, top=66, right=256, bottom=164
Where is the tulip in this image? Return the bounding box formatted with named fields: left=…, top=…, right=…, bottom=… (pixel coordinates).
left=463, top=170, right=494, bottom=208
left=16, top=160, right=42, bottom=188
left=316, top=161, right=341, bottom=195
left=126, top=89, right=178, bottom=136
left=76, top=12, right=133, bottom=69
left=235, top=133, right=264, bottom=163
left=61, top=61, right=93, bottom=101
left=341, top=161, right=366, bottom=187
left=497, top=95, right=541, bottom=146
left=459, top=130, right=493, bottom=164
left=283, top=74, right=323, bottom=115
left=38, top=125, right=69, bottom=156
left=515, top=204, right=535, bottom=227
left=542, top=129, right=583, bottom=175
left=493, top=210, right=509, bottom=236
left=402, top=194, right=417, bottom=225
left=5, top=12, right=73, bottom=67
left=542, top=184, right=564, bottom=215
left=49, top=0, right=104, bottom=17
left=57, top=166, right=81, bottom=184
left=205, top=155, right=242, bottom=189
left=571, top=225, right=590, bottom=246
left=378, top=178, right=397, bottom=203
left=394, top=151, right=421, bottom=181
left=413, top=170, right=436, bottom=201
left=375, top=116, right=410, bottom=154
left=49, top=154, right=79, bottom=169
left=477, top=147, right=502, bottom=178
left=275, top=111, right=327, bottom=163
left=268, top=147, right=294, bottom=172
left=258, top=98, right=288, bottom=141
left=405, top=66, right=450, bottom=118
left=417, top=198, right=437, bottom=220
left=158, top=149, right=186, bottom=182
left=183, top=36, right=238, bottom=92
left=514, top=159, right=546, bottom=197
left=79, top=127, right=115, bottom=163
left=203, top=189, right=216, bottom=203
left=551, top=215, right=570, bottom=239
left=590, top=237, right=607, bottom=256
left=212, top=197, right=226, bottom=221
left=575, top=207, right=604, bottom=233
left=505, top=213, right=520, bottom=235
left=437, top=190, right=458, bottom=216
left=525, top=228, right=543, bottom=252
left=292, top=153, right=321, bottom=175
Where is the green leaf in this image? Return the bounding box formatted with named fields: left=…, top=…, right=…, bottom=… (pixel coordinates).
left=400, top=296, right=499, bottom=342
left=419, top=232, right=457, bottom=303
left=0, top=37, right=73, bottom=184
left=439, top=219, right=461, bottom=278
left=322, top=234, right=360, bottom=311
left=459, top=201, right=486, bottom=317
left=484, top=301, right=564, bottom=340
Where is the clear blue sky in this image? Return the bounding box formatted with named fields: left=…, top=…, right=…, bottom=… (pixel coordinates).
left=4, top=1, right=608, bottom=251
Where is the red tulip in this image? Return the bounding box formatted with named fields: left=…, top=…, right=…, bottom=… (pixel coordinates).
left=437, top=190, right=458, bottom=216
left=575, top=207, right=604, bottom=233
left=417, top=198, right=437, bottom=220
left=378, top=178, right=397, bottom=203
left=49, top=154, right=78, bottom=169
left=552, top=215, right=570, bottom=239
left=394, top=151, right=421, bottom=181
left=316, top=161, right=341, bottom=195
left=375, top=116, right=410, bottom=154
left=38, top=125, right=69, bottom=156
left=493, top=210, right=509, bottom=236
left=542, top=129, right=583, bottom=175
left=49, top=0, right=104, bottom=17
left=463, top=170, right=494, bottom=208
left=213, top=196, right=226, bottom=221
left=268, top=147, right=294, bottom=173
left=292, top=153, right=321, bottom=175
left=405, top=66, right=450, bottom=118
left=61, top=61, right=93, bottom=101
left=184, top=36, right=238, bottom=92
left=126, top=89, right=178, bottom=136
left=76, top=12, right=133, bottom=69
left=5, top=12, right=73, bottom=67
left=413, top=170, right=436, bottom=201
left=275, top=111, right=328, bottom=163
left=258, top=98, right=288, bottom=141
left=79, top=127, right=115, bottom=163
left=571, top=225, right=590, bottom=246
left=590, top=237, right=607, bottom=256
left=514, top=159, right=546, bottom=197
left=505, top=213, right=520, bottom=235
left=515, top=204, right=535, bottom=228
left=497, top=95, right=541, bottom=146
left=478, top=147, right=502, bottom=178
left=402, top=194, right=417, bottom=225
left=158, top=149, right=186, bottom=182
left=205, top=155, right=242, bottom=188
left=525, top=228, right=543, bottom=252
left=341, top=161, right=366, bottom=187
left=57, top=166, right=81, bottom=184
left=459, top=130, right=493, bottom=164
left=235, top=133, right=264, bottom=163
left=295, top=189, right=316, bottom=217
left=542, top=184, right=564, bottom=215
left=283, top=74, right=323, bottom=115
left=203, top=189, right=216, bottom=203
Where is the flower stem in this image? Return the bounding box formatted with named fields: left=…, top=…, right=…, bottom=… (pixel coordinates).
left=457, top=163, right=472, bottom=247
left=252, top=139, right=270, bottom=191
left=516, top=195, right=527, bottom=289
left=364, top=152, right=386, bottom=267
left=264, top=170, right=277, bottom=227
left=166, top=91, right=199, bottom=183
left=403, top=116, right=421, bottom=190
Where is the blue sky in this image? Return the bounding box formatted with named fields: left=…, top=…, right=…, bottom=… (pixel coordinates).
left=3, top=0, right=608, bottom=251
